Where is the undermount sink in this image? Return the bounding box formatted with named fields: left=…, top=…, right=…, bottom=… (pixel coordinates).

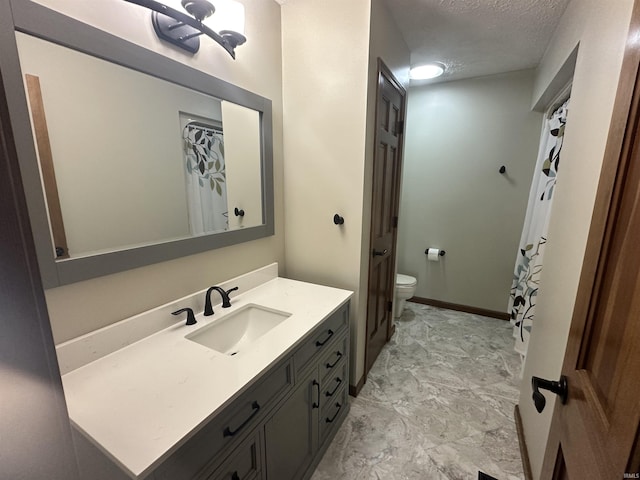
left=186, top=304, right=291, bottom=355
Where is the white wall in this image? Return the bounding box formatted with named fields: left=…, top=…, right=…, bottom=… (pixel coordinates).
left=31, top=0, right=285, bottom=343
left=519, top=0, right=635, bottom=477
left=281, top=0, right=371, bottom=387
left=397, top=70, right=542, bottom=312
left=282, top=0, right=409, bottom=387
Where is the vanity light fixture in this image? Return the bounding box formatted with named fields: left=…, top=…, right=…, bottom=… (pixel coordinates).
left=124, top=0, right=246, bottom=58
left=409, top=62, right=446, bottom=80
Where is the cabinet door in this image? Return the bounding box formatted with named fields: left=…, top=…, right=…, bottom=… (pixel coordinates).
left=207, top=430, right=263, bottom=480
left=264, top=369, right=319, bottom=480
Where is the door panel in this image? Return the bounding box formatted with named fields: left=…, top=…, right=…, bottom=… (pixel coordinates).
left=367, top=251, right=391, bottom=358
left=541, top=2, right=640, bottom=478
left=365, top=60, right=406, bottom=375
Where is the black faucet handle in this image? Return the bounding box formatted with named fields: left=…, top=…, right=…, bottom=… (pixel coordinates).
left=172, top=307, right=197, bottom=326
left=221, top=286, right=239, bottom=308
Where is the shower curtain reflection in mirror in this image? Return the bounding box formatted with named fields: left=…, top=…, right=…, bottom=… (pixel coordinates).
left=182, top=118, right=229, bottom=234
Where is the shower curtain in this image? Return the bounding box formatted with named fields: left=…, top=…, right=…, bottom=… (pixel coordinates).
left=183, top=122, right=229, bottom=235
left=509, top=98, right=569, bottom=357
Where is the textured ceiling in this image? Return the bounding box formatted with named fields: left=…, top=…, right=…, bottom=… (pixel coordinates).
left=277, top=0, right=571, bottom=84
left=382, top=0, right=571, bottom=83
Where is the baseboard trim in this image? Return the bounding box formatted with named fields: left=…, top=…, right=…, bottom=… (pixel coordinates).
left=514, top=405, right=533, bottom=480
left=349, top=374, right=365, bottom=397
left=409, top=297, right=510, bottom=321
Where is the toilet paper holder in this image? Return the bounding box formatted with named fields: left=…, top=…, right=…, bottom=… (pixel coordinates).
left=424, top=248, right=446, bottom=256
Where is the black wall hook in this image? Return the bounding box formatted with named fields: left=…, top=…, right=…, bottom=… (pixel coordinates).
left=499, top=166, right=506, bottom=174
left=333, top=214, right=344, bottom=225
left=234, top=207, right=245, bottom=217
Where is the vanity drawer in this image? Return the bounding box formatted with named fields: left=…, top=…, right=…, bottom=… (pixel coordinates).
left=319, top=385, right=348, bottom=445
left=319, top=333, right=348, bottom=384
left=321, top=359, right=348, bottom=413
left=154, top=359, right=292, bottom=480
left=293, top=302, right=349, bottom=377
left=206, top=430, right=263, bottom=480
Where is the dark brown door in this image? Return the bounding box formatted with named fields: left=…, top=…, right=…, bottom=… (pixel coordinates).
left=365, top=60, right=406, bottom=375
left=540, top=3, right=640, bottom=478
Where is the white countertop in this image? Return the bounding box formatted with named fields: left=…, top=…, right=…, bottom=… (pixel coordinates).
left=60, top=271, right=352, bottom=478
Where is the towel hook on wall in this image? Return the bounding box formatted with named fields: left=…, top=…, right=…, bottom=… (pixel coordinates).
left=333, top=214, right=345, bottom=225
left=499, top=166, right=506, bottom=174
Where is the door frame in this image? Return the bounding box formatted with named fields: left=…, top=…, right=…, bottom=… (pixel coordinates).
left=541, top=0, right=640, bottom=475
left=363, top=59, right=407, bottom=378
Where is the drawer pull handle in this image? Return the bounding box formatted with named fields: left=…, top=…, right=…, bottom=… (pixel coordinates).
left=223, top=401, right=260, bottom=437
left=312, top=380, right=320, bottom=409
left=325, top=402, right=342, bottom=423
left=315, top=329, right=334, bottom=347
left=325, top=377, right=342, bottom=397
left=231, top=472, right=240, bottom=480
left=326, top=351, right=343, bottom=369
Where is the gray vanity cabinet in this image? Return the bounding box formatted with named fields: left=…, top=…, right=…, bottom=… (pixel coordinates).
left=207, top=430, right=263, bottom=480
left=264, top=367, right=319, bottom=480
left=152, top=358, right=293, bottom=480
left=72, top=302, right=350, bottom=480
left=154, top=301, right=350, bottom=480
left=264, top=303, right=350, bottom=480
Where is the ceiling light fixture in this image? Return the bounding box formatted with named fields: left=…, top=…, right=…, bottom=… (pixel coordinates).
left=124, top=0, right=246, bottom=58
left=410, top=63, right=446, bottom=80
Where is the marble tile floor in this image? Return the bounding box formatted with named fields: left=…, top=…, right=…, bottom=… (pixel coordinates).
left=311, top=302, right=525, bottom=480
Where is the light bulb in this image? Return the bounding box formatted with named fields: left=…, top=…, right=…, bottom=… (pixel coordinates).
left=203, top=0, right=245, bottom=35
left=410, top=63, right=446, bottom=80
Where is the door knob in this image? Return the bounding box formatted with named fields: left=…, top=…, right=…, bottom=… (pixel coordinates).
left=372, top=249, right=388, bottom=257
left=531, top=375, right=568, bottom=413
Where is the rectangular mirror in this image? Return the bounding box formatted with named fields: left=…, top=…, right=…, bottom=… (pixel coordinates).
left=2, top=1, right=274, bottom=288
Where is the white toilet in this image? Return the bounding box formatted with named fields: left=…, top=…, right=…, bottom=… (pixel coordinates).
left=394, top=274, right=418, bottom=318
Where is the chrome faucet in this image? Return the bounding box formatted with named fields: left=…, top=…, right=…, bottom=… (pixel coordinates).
left=204, top=286, right=239, bottom=316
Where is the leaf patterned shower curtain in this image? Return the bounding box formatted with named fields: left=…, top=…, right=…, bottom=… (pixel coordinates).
left=509, top=99, right=569, bottom=357
left=183, top=123, right=229, bottom=235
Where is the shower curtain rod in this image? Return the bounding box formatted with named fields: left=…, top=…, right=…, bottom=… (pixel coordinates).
left=185, top=121, right=223, bottom=134
left=547, top=96, right=570, bottom=119
left=547, top=82, right=572, bottom=119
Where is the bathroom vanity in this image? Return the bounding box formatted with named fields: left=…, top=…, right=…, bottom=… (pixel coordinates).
left=2, top=3, right=351, bottom=479
left=58, top=264, right=352, bottom=480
